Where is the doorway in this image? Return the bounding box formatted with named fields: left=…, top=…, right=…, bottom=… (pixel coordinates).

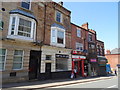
left=29, top=50, right=41, bottom=80
left=45, top=63, right=51, bottom=79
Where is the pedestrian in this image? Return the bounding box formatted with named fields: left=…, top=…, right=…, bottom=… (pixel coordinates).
left=114, top=70, right=117, bottom=76
left=74, top=68, right=77, bottom=78
left=70, top=72, right=74, bottom=79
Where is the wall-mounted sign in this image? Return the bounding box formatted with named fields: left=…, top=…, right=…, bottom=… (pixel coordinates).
left=56, top=54, right=69, bottom=59
left=72, top=55, right=86, bottom=60
left=90, top=59, right=97, bottom=62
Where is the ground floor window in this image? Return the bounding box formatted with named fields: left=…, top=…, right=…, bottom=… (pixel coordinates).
left=12, top=50, right=23, bottom=70
left=0, top=49, right=6, bottom=71
left=56, top=58, right=68, bottom=71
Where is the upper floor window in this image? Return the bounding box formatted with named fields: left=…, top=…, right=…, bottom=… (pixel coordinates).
left=21, top=0, right=31, bottom=10
left=0, top=49, right=6, bottom=71
left=56, top=11, right=62, bottom=23
left=46, top=55, right=52, bottom=60
left=8, top=14, right=36, bottom=42
left=76, top=42, right=83, bottom=51
left=77, top=29, right=81, bottom=37
left=12, top=50, right=23, bottom=70
left=88, top=34, right=92, bottom=41
left=51, top=27, right=65, bottom=47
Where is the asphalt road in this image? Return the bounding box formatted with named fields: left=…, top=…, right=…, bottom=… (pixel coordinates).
left=49, top=76, right=118, bottom=89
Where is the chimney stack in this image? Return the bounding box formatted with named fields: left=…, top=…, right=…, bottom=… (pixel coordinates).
left=81, top=22, right=88, bottom=30
left=58, top=1, right=63, bottom=6
left=106, top=50, right=111, bottom=54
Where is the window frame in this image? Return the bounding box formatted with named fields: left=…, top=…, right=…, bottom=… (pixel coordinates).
left=88, top=33, right=92, bottom=42
left=0, top=20, right=4, bottom=30
left=76, top=42, right=83, bottom=51
left=55, top=11, right=63, bottom=23
left=21, top=0, right=31, bottom=10
left=0, top=49, right=7, bottom=71
left=8, top=14, right=36, bottom=42
left=77, top=28, right=81, bottom=37
left=51, top=27, right=65, bottom=47
left=12, top=50, right=24, bottom=70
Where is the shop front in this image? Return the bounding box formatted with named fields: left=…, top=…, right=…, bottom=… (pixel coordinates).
left=72, top=54, right=86, bottom=77
left=97, top=56, right=108, bottom=76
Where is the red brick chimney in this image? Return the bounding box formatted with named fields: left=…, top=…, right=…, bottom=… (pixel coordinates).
left=81, top=22, right=88, bottom=30
left=106, top=50, right=111, bottom=54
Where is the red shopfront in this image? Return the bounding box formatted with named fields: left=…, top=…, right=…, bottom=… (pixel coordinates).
left=72, top=55, right=86, bottom=77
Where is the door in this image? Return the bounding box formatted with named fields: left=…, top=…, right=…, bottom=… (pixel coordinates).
left=45, top=63, right=51, bottom=79
left=29, top=50, right=41, bottom=80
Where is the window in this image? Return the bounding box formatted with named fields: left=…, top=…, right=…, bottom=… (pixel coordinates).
left=56, top=11, right=62, bottom=23
left=12, top=50, right=23, bottom=70
left=0, top=20, right=4, bottom=30
left=76, top=42, right=83, bottom=51
left=51, top=27, right=65, bottom=47
left=21, top=0, right=31, bottom=10
left=88, top=34, right=92, bottom=41
left=77, top=29, right=81, bottom=37
left=46, top=55, right=52, bottom=60
left=0, top=49, right=6, bottom=71
left=57, top=31, right=64, bottom=44
left=8, top=14, right=36, bottom=42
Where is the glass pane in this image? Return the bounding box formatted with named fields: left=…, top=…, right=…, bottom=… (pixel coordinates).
left=57, top=31, right=64, bottom=38
left=21, top=2, right=30, bottom=9
left=14, top=50, right=23, bottom=55
left=12, top=17, right=15, bottom=25
left=14, top=57, right=22, bottom=62
left=0, top=63, right=4, bottom=70
left=0, top=49, right=6, bottom=55
left=13, top=63, right=22, bottom=69
left=0, top=56, right=5, bottom=62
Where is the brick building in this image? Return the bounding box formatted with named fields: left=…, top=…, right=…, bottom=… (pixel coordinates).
left=105, top=48, right=120, bottom=71
left=0, top=1, right=72, bottom=83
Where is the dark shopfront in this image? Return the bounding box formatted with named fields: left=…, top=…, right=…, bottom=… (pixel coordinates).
left=97, top=56, right=108, bottom=76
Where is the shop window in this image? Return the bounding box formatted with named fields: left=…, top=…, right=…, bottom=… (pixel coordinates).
left=56, top=11, right=62, bottom=23
left=0, top=20, right=4, bottom=30
left=76, top=42, right=83, bottom=51
left=0, top=49, right=6, bottom=71
left=12, top=50, right=23, bottom=70
left=56, top=58, right=68, bottom=71
left=8, top=14, right=36, bottom=42
left=21, top=0, right=31, bottom=10
left=77, top=29, right=81, bottom=37
left=46, top=55, right=52, bottom=60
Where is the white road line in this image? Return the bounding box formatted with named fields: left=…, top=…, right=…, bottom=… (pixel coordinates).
left=107, top=85, right=117, bottom=88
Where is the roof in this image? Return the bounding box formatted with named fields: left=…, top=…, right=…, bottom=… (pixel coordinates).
left=111, top=48, right=120, bottom=54
left=51, top=23, right=65, bottom=29
left=9, top=9, right=36, bottom=20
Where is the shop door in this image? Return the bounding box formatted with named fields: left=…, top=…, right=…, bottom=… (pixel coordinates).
left=29, top=50, right=40, bottom=80
left=45, top=63, right=51, bottom=79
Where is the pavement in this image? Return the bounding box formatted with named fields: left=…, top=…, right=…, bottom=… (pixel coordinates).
left=2, top=74, right=116, bottom=90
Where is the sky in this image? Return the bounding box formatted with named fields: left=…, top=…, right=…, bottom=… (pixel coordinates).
left=54, top=0, right=118, bottom=51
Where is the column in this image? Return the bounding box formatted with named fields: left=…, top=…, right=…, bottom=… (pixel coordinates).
left=81, top=60, right=84, bottom=77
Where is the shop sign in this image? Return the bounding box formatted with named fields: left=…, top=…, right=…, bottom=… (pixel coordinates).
left=72, top=50, right=82, bottom=54
left=72, top=55, right=86, bottom=59
left=56, top=54, right=69, bottom=59
left=90, top=59, right=97, bottom=62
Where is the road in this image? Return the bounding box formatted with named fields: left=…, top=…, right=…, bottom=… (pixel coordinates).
left=47, top=76, right=118, bottom=89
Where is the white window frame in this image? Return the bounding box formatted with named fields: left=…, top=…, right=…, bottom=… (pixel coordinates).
left=0, top=49, right=7, bottom=71
left=55, top=11, right=63, bottom=23
left=7, top=14, right=36, bottom=42
left=76, top=42, right=83, bottom=51
left=12, top=50, right=24, bottom=70
left=77, top=28, right=81, bottom=37
left=21, top=0, right=32, bottom=10
left=51, top=27, right=65, bottom=47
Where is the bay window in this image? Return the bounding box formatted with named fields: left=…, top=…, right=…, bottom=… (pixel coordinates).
left=8, top=14, right=36, bottom=42
left=51, top=27, right=65, bottom=47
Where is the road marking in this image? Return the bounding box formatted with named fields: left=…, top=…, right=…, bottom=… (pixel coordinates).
left=107, top=85, right=117, bottom=88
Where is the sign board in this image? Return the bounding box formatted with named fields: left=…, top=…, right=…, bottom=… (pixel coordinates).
left=56, top=54, right=69, bottom=59
left=72, top=55, right=86, bottom=59
left=90, top=59, right=97, bottom=62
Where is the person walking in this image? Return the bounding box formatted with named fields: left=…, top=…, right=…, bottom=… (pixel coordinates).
left=114, top=70, right=117, bottom=76
left=74, top=68, right=77, bottom=78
